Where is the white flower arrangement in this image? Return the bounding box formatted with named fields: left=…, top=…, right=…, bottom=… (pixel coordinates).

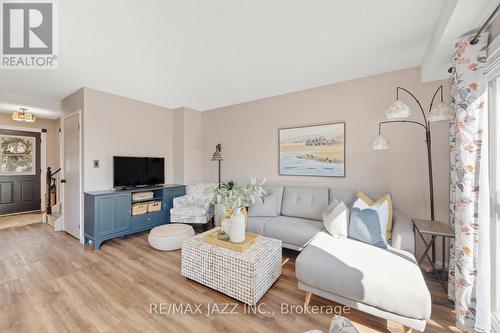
left=212, top=177, right=266, bottom=210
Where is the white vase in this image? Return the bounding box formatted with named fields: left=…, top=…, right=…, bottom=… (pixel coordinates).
left=229, top=208, right=246, bottom=244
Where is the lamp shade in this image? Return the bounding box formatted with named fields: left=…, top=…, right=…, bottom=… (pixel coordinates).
left=211, top=144, right=223, bottom=161
left=371, top=134, right=389, bottom=150
left=428, top=102, right=453, bottom=122
left=385, top=100, right=411, bottom=120
left=211, top=151, right=222, bottom=161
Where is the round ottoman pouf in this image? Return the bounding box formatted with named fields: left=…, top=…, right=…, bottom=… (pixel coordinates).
left=148, top=224, right=195, bottom=251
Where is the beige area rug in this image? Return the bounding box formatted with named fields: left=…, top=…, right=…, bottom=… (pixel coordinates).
left=0, top=212, right=42, bottom=230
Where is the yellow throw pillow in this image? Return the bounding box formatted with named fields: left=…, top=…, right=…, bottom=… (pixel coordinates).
left=356, top=192, right=393, bottom=241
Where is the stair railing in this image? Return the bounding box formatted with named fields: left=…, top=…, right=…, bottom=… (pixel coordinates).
left=46, top=167, right=61, bottom=214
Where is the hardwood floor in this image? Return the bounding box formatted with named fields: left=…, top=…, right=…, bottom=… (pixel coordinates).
left=0, top=223, right=458, bottom=333
left=0, top=212, right=42, bottom=230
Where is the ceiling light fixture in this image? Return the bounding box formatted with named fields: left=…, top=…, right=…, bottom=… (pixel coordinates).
left=12, top=108, right=36, bottom=123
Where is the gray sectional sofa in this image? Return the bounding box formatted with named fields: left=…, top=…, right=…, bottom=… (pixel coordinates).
left=247, top=185, right=431, bottom=332
left=247, top=185, right=327, bottom=251
left=247, top=185, right=414, bottom=252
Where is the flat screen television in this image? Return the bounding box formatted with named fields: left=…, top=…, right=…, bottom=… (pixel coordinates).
left=113, top=156, right=165, bottom=188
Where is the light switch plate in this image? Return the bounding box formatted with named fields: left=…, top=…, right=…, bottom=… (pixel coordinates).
left=93, top=160, right=99, bottom=168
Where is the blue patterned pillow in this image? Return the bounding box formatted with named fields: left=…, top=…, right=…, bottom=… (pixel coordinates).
left=348, top=206, right=388, bottom=249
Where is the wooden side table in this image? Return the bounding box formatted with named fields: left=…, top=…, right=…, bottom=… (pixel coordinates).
left=411, top=218, right=455, bottom=292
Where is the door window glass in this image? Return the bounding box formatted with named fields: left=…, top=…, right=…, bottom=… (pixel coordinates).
left=0, top=135, right=35, bottom=175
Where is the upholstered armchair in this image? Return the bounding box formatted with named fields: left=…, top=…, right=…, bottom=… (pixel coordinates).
left=170, top=183, right=218, bottom=225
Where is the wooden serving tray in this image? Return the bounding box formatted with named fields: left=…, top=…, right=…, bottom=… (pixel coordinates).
left=203, top=230, right=260, bottom=252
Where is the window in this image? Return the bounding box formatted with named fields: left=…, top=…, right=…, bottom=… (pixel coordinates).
left=0, top=135, right=35, bottom=175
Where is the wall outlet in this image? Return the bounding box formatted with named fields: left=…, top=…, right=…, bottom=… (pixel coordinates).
left=93, top=160, right=99, bottom=168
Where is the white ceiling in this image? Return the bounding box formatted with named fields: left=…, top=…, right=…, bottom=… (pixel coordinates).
left=421, top=0, right=500, bottom=82
left=0, top=0, right=494, bottom=119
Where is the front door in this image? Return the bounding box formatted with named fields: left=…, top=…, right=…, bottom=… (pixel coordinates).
left=62, top=113, right=81, bottom=239
left=0, top=130, right=41, bottom=215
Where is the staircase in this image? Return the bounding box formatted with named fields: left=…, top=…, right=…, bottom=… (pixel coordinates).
left=43, top=167, right=64, bottom=231
left=43, top=201, right=63, bottom=231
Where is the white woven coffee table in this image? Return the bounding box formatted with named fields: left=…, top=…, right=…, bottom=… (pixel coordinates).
left=181, top=228, right=282, bottom=306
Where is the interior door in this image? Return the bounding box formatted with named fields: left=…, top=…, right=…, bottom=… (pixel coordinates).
left=0, top=129, right=41, bottom=215
left=63, top=113, right=81, bottom=239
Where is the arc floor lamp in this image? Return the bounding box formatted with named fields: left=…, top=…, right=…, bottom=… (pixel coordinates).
left=371, top=86, right=453, bottom=222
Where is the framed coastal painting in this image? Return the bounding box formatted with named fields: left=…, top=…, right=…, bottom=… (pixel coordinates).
left=279, top=122, right=345, bottom=177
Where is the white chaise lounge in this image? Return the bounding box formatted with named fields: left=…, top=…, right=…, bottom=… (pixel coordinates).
left=246, top=185, right=431, bottom=332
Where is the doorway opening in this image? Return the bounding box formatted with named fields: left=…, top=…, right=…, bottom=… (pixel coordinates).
left=0, top=128, right=43, bottom=228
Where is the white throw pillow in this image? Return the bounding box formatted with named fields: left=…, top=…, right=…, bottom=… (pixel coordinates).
left=323, top=200, right=349, bottom=238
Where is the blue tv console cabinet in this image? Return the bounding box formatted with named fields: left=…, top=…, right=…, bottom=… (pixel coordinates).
left=84, top=184, right=186, bottom=251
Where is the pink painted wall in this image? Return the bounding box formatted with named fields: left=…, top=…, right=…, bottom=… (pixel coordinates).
left=201, top=67, right=450, bottom=224
left=173, top=107, right=203, bottom=185
left=61, top=89, right=204, bottom=192
left=80, top=88, right=175, bottom=192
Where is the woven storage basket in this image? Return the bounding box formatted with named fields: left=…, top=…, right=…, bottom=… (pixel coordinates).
left=132, top=191, right=154, bottom=201
left=147, top=201, right=162, bottom=212
left=132, top=202, right=148, bottom=216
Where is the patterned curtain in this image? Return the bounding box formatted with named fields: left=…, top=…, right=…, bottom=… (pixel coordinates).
left=448, top=32, right=491, bottom=332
